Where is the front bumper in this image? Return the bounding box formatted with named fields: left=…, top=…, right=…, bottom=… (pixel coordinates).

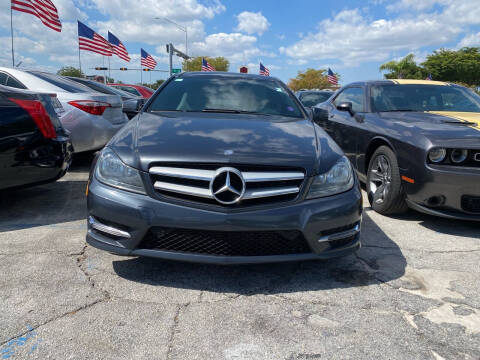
left=403, top=164, right=480, bottom=221
left=0, top=135, right=73, bottom=190
left=86, top=177, right=363, bottom=264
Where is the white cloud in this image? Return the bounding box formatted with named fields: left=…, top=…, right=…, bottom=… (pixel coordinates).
left=280, top=1, right=480, bottom=67
left=457, top=32, right=480, bottom=48
left=0, top=0, right=226, bottom=81
left=387, top=0, right=447, bottom=11
left=235, top=11, right=270, bottom=35
left=190, top=32, right=261, bottom=63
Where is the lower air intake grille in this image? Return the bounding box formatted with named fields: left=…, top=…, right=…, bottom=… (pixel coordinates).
left=461, top=195, right=480, bottom=213
left=139, top=228, right=312, bottom=256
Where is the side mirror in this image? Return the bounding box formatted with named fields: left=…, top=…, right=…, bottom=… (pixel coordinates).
left=305, top=107, right=313, bottom=119
left=336, top=102, right=354, bottom=116
left=312, top=107, right=328, bottom=123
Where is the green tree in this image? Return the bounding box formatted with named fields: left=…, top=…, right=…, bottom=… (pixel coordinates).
left=379, top=54, right=424, bottom=79
left=57, top=66, right=84, bottom=78
left=287, top=68, right=335, bottom=91
left=422, top=47, right=480, bottom=86
left=183, top=56, right=229, bottom=72
left=141, top=79, right=165, bottom=90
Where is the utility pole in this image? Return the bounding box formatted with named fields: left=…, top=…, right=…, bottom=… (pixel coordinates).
left=10, top=4, right=15, bottom=67
left=155, top=18, right=188, bottom=57
left=168, top=43, right=173, bottom=77
left=167, top=43, right=190, bottom=77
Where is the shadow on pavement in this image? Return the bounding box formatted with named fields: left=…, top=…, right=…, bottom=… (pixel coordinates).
left=111, top=211, right=407, bottom=294
left=389, top=210, right=479, bottom=239
left=0, top=153, right=92, bottom=232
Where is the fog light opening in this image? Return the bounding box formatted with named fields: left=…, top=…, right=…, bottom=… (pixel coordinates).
left=88, top=216, right=131, bottom=239
left=426, top=195, right=445, bottom=207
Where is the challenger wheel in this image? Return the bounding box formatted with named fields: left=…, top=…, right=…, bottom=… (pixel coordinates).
left=367, top=146, right=408, bottom=215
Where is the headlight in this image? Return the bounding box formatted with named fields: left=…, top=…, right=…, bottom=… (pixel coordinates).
left=307, top=156, right=354, bottom=199
left=95, top=148, right=146, bottom=194
left=450, top=149, right=468, bottom=163
left=428, top=148, right=446, bottom=163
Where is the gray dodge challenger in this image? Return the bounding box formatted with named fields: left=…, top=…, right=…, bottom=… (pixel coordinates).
left=86, top=72, right=362, bottom=264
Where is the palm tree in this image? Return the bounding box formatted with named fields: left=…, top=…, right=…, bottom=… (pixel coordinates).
left=379, top=54, right=423, bottom=79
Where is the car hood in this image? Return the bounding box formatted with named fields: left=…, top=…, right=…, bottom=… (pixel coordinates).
left=110, top=111, right=320, bottom=175
left=378, top=111, right=480, bottom=144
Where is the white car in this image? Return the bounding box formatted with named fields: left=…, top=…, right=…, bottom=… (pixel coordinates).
left=0, top=67, right=128, bottom=152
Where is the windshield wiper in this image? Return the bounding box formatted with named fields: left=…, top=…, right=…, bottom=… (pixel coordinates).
left=443, top=120, right=477, bottom=126
left=201, top=108, right=271, bottom=115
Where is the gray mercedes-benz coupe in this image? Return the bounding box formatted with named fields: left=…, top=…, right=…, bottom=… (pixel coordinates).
left=86, top=72, right=362, bottom=264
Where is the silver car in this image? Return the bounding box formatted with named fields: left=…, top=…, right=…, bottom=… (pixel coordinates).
left=0, top=67, right=128, bottom=152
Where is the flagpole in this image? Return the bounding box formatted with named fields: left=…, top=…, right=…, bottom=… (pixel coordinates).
left=108, top=56, right=111, bottom=82
left=78, top=27, right=82, bottom=74
left=103, top=55, right=106, bottom=84
left=10, top=1, right=15, bottom=67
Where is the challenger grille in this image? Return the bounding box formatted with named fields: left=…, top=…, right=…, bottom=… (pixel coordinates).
left=139, top=227, right=312, bottom=256
left=461, top=195, right=480, bottom=213
left=149, top=163, right=305, bottom=207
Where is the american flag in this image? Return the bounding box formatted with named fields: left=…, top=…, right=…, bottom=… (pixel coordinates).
left=201, top=58, right=215, bottom=72
left=78, top=21, right=112, bottom=56
left=108, top=31, right=130, bottom=62
left=259, top=62, right=270, bottom=76
left=11, top=0, right=62, bottom=32
left=141, top=48, right=157, bottom=70
left=327, top=68, right=338, bottom=85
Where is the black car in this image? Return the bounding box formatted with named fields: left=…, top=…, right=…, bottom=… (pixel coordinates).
left=0, top=85, right=73, bottom=190
left=296, top=90, right=334, bottom=108
left=86, top=72, right=362, bottom=264
left=313, top=79, right=480, bottom=221
left=67, top=77, right=145, bottom=119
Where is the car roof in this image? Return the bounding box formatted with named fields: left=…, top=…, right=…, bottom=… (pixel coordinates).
left=297, top=90, right=332, bottom=93
left=345, top=79, right=451, bottom=87
left=176, top=71, right=280, bottom=81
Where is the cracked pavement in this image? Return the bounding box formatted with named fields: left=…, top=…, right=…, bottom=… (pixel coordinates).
left=0, top=154, right=479, bottom=359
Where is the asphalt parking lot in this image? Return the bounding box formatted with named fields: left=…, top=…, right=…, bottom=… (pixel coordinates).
left=0, top=154, right=479, bottom=360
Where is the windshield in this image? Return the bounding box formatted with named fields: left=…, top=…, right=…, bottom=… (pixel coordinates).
left=28, top=71, right=91, bottom=93
left=148, top=76, right=304, bottom=118
left=299, top=92, right=332, bottom=107
left=371, top=84, right=480, bottom=112
left=76, top=79, right=136, bottom=98
left=140, top=85, right=155, bottom=93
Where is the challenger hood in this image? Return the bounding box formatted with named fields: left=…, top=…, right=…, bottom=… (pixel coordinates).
left=112, top=112, right=320, bottom=175
left=378, top=111, right=480, bottom=144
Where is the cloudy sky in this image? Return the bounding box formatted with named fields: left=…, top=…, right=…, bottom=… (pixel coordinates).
left=1, top=0, right=480, bottom=85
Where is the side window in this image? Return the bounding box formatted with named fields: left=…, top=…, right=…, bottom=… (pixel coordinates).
left=0, top=72, right=8, bottom=85
left=118, top=86, right=141, bottom=96
left=334, top=87, right=365, bottom=112
left=6, top=76, right=26, bottom=89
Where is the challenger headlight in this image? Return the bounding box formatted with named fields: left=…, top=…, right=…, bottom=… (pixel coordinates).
left=428, top=148, right=446, bottom=163
left=95, top=148, right=146, bottom=194
left=307, top=156, right=354, bottom=199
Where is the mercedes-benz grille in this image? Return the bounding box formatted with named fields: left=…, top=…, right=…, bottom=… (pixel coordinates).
left=149, top=163, right=305, bottom=207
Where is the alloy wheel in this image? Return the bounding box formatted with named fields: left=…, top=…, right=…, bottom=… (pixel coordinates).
left=369, top=154, right=392, bottom=205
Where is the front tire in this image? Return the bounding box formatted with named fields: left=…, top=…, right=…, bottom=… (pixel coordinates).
left=367, top=146, right=408, bottom=215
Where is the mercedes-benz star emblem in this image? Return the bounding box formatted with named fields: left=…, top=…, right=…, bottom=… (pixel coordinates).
left=210, top=167, right=246, bottom=205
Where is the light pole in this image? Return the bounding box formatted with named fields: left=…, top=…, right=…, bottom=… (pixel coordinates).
left=154, top=17, right=187, bottom=57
